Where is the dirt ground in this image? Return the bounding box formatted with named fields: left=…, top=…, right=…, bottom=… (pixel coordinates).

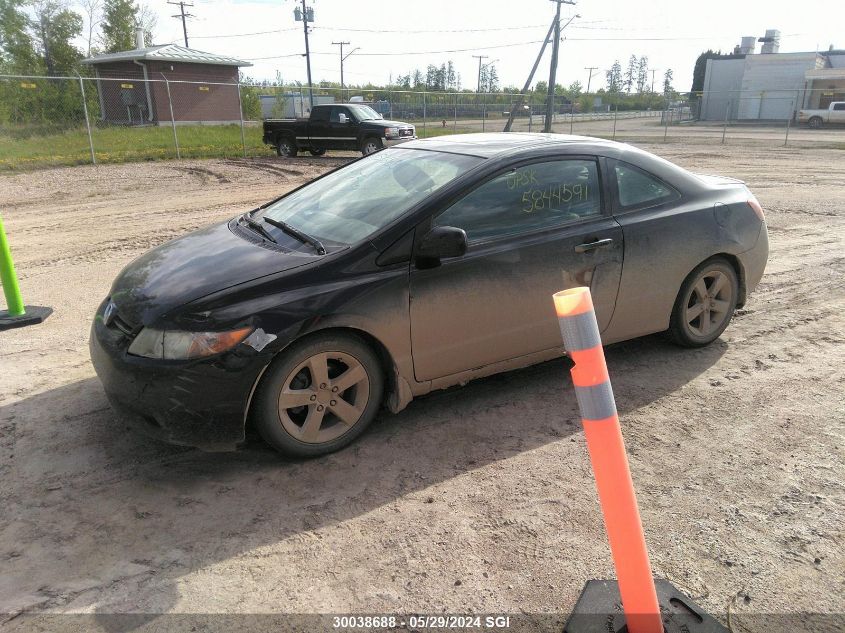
left=1, top=143, right=843, bottom=632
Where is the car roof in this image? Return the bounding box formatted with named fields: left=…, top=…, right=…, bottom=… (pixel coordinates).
left=397, top=132, right=624, bottom=159
left=398, top=132, right=706, bottom=192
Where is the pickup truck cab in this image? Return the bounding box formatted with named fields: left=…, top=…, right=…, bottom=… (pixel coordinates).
left=798, top=102, right=845, bottom=129
left=263, top=103, right=416, bottom=157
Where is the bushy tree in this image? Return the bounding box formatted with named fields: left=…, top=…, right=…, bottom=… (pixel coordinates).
left=32, top=1, right=83, bottom=75
left=691, top=49, right=720, bottom=93
left=663, top=68, right=674, bottom=97
left=636, top=56, right=648, bottom=94
left=101, top=0, right=137, bottom=52
left=624, top=54, right=637, bottom=93
left=0, top=0, right=37, bottom=72
left=606, top=60, right=622, bottom=93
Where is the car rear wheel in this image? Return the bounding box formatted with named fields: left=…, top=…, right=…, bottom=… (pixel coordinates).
left=253, top=332, right=384, bottom=457
left=309, top=148, right=326, bottom=156
left=361, top=137, right=382, bottom=156
left=807, top=116, right=823, bottom=129
left=668, top=258, right=738, bottom=347
left=276, top=136, right=298, bottom=157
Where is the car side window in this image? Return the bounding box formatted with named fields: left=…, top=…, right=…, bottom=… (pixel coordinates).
left=311, top=107, right=330, bottom=122
left=613, top=161, right=679, bottom=209
left=330, top=106, right=350, bottom=123
left=833, top=103, right=845, bottom=111
left=435, top=159, right=602, bottom=243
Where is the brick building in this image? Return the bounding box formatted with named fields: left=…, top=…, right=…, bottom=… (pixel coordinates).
left=82, top=30, right=251, bottom=125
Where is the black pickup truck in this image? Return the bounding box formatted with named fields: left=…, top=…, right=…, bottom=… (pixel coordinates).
left=263, top=103, right=416, bottom=157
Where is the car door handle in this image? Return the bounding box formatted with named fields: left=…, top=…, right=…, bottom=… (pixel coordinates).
left=575, top=238, right=614, bottom=254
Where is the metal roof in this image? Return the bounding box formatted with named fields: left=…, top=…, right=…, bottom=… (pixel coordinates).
left=82, top=44, right=251, bottom=67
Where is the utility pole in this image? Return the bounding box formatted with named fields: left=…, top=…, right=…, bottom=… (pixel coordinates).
left=168, top=0, right=194, bottom=47
left=503, top=18, right=557, bottom=132
left=544, top=0, right=577, bottom=133
left=473, top=54, right=489, bottom=94
left=294, top=0, right=315, bottom=108
left=584, top=66, right=598, bottom=93
left=650, top=69, right=659, bottom=93
left=332, top=41, right=351, bottom=99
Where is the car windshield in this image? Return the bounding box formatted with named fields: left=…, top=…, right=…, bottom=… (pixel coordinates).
left=259, top=148, right=483, bottom=245
left=349, top=104, right=381, bottom=120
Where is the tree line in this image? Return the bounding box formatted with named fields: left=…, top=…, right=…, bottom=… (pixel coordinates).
left=0, top=0, right=157, bottom=76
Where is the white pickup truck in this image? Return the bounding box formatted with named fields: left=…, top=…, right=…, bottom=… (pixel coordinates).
left=798, top=102, right=845, bottom=128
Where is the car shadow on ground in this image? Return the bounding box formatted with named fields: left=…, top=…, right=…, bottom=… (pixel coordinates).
left=2, top=335, right=726, bottom=629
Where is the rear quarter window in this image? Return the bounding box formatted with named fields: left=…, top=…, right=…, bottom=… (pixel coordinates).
left=613, top=161, right=680, bottom=211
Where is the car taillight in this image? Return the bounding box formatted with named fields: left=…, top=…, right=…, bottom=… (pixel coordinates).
left=747, top=198, right=765, bottom=222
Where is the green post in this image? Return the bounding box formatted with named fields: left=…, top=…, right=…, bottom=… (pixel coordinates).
left=0, top=216, right=25, bottom=317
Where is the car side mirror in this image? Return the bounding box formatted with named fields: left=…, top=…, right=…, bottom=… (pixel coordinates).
left=416, top=226, right=467, bottom=267
left=338, top=113, right=349, bottom=124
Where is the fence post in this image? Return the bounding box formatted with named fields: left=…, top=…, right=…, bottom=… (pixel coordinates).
left=422, top=91, right=427, bottom=139
left=663, top=101, right=670, bottom=143
left=236, top=80, right=247, bottom=158
left=161, top=74, right=180, bottom=159
left=721, top=100, right=730, bottom=145
left=570, top=109, right=574, bottom=135
left=784, top=99, right=793, bottom=147
left=75, top=73, right=96, bottom=165
left=482, top=96, right=486, bottom=133
left=454, top=93, right=458, bottom=131
left=612, top=100, right=618, bottom=141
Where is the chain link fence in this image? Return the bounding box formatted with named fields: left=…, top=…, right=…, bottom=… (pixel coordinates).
left=1, top=75, right=843, bottom=171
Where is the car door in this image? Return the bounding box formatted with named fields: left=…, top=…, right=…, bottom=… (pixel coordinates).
left=306, top=106, right=331, bottom=149
left=832, top=102, right=845, bottom=124
left=409, top=156, right=623, bottom=382
left=329, top=106, right=359, bottom=150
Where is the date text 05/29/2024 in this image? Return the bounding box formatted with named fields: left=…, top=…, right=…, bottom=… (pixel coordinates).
left=332, top=615, right=513, bottom=629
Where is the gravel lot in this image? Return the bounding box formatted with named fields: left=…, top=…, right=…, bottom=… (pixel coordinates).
left=1, top=144, right=843, bottom=632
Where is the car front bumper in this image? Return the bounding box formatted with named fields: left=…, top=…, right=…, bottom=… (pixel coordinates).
left=384, top=136, right=417, bottom=147
left=89, top=302, right=270, bottom=451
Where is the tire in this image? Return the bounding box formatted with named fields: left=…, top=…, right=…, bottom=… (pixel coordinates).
left=807, top=116, right=823, bottom=130
left=252, top=332, right=384, bottom=457
left=309, top=148, right=326, bottom=156
left=361, top=137, right=383, bottom=156
left=275, top=135, right=298, bottom=157
left=668, top=258, right=738, bottom=348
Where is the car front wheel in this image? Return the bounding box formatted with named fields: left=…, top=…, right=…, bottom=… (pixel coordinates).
left=253, top=332, right=384, bottom=457
left=361, top=137, right=383, bottom=156
left=668, top=258, right=738, bottom=347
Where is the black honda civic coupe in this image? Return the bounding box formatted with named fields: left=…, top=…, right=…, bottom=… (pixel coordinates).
left=90, top=133, right=768, bottom=456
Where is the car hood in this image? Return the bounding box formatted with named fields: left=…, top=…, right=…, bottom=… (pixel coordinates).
left=361, top=119, right=413, bottom=128
left=108, top=219, right=318, bottom=327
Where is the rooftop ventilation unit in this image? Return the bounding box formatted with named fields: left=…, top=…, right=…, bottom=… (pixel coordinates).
left=759, top=29, right=780, bottom=54
left=740, top=36, right=756, bottom=55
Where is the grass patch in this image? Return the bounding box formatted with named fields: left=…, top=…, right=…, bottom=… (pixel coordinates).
left=0, top=122, right=492, bottom=171
left=0, top=124, right=273, bottom=171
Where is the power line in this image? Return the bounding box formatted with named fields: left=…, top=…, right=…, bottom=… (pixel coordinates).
left=191, top=27, right=299, bottom=39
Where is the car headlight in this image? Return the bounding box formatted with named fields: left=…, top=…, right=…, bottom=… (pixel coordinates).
left=128, top=326, right=254, bottom=359
left=385, top=127, right=400, bottom=138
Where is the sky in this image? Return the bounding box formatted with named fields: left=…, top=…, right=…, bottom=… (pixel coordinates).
left=135, top=0, right=844, bottom=93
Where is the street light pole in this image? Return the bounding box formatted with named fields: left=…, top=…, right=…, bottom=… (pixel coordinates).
left=473, top=54, right=489, bottom=94
left=333, top=41, right=351, bottom=99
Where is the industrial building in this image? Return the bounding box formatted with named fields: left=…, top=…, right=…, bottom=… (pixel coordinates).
left=700, top=30, right=845, bottom=121
left=82, top=29, right=251, bottom=126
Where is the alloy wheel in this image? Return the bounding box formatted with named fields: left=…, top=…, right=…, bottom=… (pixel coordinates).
left=276, top=351, right=370, bottom=444
left=683, top=270, right=732, bottom=338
